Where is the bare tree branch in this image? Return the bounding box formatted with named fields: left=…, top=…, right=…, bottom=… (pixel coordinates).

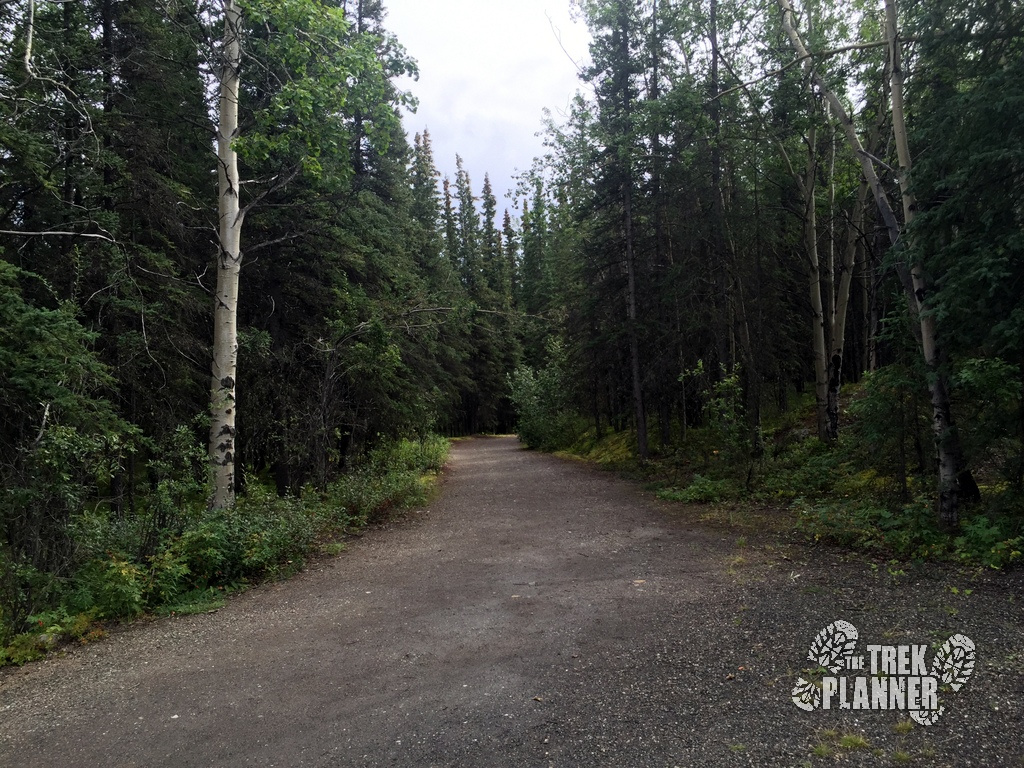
left=715, top=40, right=893, bottom=101
left=0, top=229, right=117, bottom=242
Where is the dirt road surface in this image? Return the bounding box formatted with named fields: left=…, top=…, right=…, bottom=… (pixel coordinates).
left=1, top=437, right=1022, bottom=766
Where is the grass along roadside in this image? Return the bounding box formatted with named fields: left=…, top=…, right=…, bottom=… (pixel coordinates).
left=0, top=436, right=449, bottom=667
left=539, top=384, right=1023, bottom=570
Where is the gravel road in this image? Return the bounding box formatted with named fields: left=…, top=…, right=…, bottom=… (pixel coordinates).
left=1, top=437, right=1021, bottom=767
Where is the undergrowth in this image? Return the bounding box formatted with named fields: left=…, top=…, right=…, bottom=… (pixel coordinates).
left=520, top=371, right=1024, bottom=571
left=0, top=435, right=448, bottom=666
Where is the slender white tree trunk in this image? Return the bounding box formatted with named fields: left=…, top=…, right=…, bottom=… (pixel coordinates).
left=884, top=0, right=966, bottom=527
left=209, top=0, right=244, bottom=510
left=802, top=125, right=830, bottom=441
left=777, top=0, right=903, bottom=250
left=826, top=109, right=837, bottom=327
left=776, top=0, right=970, bottom=526
left=825, top=180, right=868, bottom=440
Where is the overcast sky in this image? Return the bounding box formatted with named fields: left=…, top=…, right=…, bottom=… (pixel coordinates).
left=381, top=1, right=592, bottom=216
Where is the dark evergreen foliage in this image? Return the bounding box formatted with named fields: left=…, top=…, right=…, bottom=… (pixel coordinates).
left=2, top=0, right=1022, bottom=647
left=0, top=0, right=519, bottom=642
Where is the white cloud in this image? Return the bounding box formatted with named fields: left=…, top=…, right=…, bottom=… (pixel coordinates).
left=383, top=0, right=591, bottom=214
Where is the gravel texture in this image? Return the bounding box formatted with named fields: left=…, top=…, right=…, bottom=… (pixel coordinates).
left=0, top=436, right=1021, bottom=767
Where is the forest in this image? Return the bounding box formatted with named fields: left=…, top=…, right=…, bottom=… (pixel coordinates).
left=0, top=0, right=1022, bottom=661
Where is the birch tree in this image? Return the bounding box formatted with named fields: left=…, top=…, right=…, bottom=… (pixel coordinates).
left=209, top=0, right=243, bottom=510
left=711, top=12, right=863, bottom=444
left=776, top=0, right=973, bottom=526
left=206, top=0, right=393, bottom=508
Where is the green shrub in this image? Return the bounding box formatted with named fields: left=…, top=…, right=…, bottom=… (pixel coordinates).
left=954, top=515, right=1024, bottom=568
left=67, top=556, right=146, bottom=619
left=755, top=436, right=851, bottom=501
left=366, top=435, right=449, bottom=475
left=0, top=262, right=139, bottom=578
left=795, top=496, right=1024, bottom=567
left=0, top=631, right=53, bottom=666
left=0, top=548, right=59, bottom=645
left=141, top=423, right=210, bottom=539
left=953, top=357, right=1023, bottom=485
left=146, top=488, right=322, bottom=595
left=143, top=522, right=226, bottom=606
left=0, top=603, right=103, bottom=665
left=66, top=420, right=208, bottom=568
left=509, top=339, right=587, bottom=452
left=847, top=364, right=931, bottom=493
left=795, top=496, right=940, bottom=557
left=337, top=435, right=450, bottom=521
left=331, top=468, right=418, bottom=523
left=1, top=434, right=450, bottom=666
left=21, top=605, right=96, bottom=640
left=694, top=362, right=750, bottom=467
left=231, top=488, right=320, bottom=576
left=658, top=475, right=740, bottom=503
left=568, top=428, right=636, bottom=466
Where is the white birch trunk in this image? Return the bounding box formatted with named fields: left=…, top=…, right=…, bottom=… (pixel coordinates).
left=802, top=125, right=830, bottom=441
left=209, top=0, right=244, bottom=510
left=776, top=0, right=970, bottom=526
left=777, top=0, right=904, bottom=251
left=825, top=180, right=868, bottom=440
left=884, top=0, right=966, bottom=527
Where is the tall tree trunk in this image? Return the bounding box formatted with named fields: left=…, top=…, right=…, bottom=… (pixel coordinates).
left=859, top=230, right=873, bottom=373
left=650, top=0, right=672, bottom=450
left=803, top=128, right=829, bottom=442
left=776, top=0, right=903, bottom=260
left=623, top=150, right=648, bottom=460
left=825, top=180, right=868, bottom=440
left=778, top=0, right=972, bottom=528
left=709, top=0, right=735, bottom=373
left=615, top=5, right=647, bottom=459
left=209, top=0, right=244, bottom=510
left=791, top=4, right=829, bottom=442
left=825, top=114, right=837, bottom=327
left=885, top=0, right=973, bottom=526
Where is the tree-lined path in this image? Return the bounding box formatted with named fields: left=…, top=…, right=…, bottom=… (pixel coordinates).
left=1, top=438, right=1020, bottom=766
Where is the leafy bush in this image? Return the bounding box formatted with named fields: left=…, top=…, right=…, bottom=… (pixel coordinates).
left=68, top=421, right=208, bottom=565
left=334, top=435, right=449, bottom=522
left=150, top=517, right=234, bottom=598
left=847, top=364, right=931, bottom=493
left=0, top=632, right=54, bottom=666
left=755, top=436, right=853, bottom=501
left=0, top=605, right=102, bottom=666
left=796, top=496, right=1024, bottom=567
left=795, top=496, right=937, bottom=555
left=953, top=357, right=1023, bottom=485
left=66, top=556, right=147, bottom=619
left=568, top=428, right=636, bottom=466
left=0, top=262, right=140, bottom=578
left=658, top=475, right=740, bottom=503
left=953, top=515, right=1024, bottom=568
left=230, top=487, right=323, bottom=577
left=0, top=547, right=59, bottom=646
left=691, top=362, right=751, bottom=468
left=509, top=339, right=587, bottom=451
left=366, top=435, right=449, bottom=474
left=1, top=434, right=450, bottom=664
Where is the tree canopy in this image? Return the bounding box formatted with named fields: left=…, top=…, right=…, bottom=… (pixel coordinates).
left=1, top=0, right=1022, bottom=648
